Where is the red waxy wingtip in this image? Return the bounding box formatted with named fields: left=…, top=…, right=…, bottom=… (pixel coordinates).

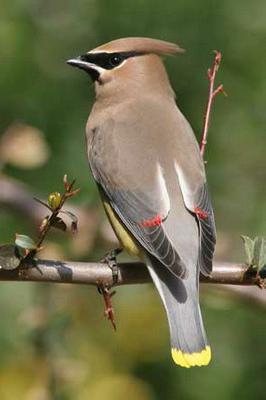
left=194, top=207, right=208, bottom=220
left=141, top=214, right=162, bottom=227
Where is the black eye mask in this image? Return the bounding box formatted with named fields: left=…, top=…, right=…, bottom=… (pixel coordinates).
left=80, top=51, right=145, bottom=70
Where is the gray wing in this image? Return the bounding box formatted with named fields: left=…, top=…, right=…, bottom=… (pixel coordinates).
left=175, top=165, right=216, bottom=276
left=173, top=113, right=216, bottom=276
left=192, top=184, right=216, bottom=276
left=87, top=123, right=187, bottom=279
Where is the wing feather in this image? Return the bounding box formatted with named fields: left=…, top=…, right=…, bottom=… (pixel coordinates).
left=88, top=125, right=187, bottom=279
left=174, top=161, right=216, bottom=276
left=195, top=184, right=216, bottom=275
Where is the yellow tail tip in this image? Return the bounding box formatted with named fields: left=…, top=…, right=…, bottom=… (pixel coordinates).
left=171, top=346, right=211, bottom=368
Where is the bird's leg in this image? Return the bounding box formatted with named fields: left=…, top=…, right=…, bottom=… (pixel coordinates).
left=97, top=285, right=117, bottom=330
left=98, top=247, right=123, bottom=330
left=101, top=247, right=123, bottom=285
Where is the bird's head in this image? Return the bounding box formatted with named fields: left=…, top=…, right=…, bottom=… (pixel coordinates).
left=67, top=37, right=184, bottom=97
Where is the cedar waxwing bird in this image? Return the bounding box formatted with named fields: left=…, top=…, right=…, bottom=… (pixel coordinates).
left=67, top=37, right=216, bottom=368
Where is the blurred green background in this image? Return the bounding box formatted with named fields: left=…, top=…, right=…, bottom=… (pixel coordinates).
left=0, top=0, right=266, bottom=399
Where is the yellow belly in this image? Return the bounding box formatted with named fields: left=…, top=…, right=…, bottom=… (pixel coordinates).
left=102, top=200, right=141, bottom=258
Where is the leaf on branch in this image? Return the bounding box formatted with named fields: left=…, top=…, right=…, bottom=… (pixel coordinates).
left=241, top=235, right=266, bottom=273
left=15, top=234, right=37, bottom=251
left=253, top=237, right=266, bottom=272
left=60, top=210, right=78, bottom=234
left=241, top=235, right=255, bottom=266
left=51, top=217, right=67, bottom=232
left=0, top=245, right=21, bottom=270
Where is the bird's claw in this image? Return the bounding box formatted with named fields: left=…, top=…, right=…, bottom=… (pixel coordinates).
left=100, top=247, right=123, bottom=285
left=98, top=248, right=122, bottom=330
left=98, top=285, right=117, bottom=330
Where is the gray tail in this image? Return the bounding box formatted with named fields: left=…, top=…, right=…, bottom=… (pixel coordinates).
left=146, top=256, right=211, bottom=368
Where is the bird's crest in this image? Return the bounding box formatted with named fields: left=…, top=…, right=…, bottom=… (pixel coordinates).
left=91, top=37, right=184, bottom=56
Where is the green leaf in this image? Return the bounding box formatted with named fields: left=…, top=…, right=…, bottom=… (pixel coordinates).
left=0, top=245, right=21, bottom=270
left=253, top=237, right=266, bottom=272
left=241, top=235, right=255, bottom=266
left=15, top=234, right=37, bottom=250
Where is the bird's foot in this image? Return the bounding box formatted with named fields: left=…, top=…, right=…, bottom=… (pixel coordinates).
left=98, top=285, right=117, bottom=330
left=100, top=247, right=123, bottom=286
left=98, top=248, right=123, bottom=330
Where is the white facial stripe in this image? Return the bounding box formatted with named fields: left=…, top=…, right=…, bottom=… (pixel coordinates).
left=91, top=65, right=105, bottom=74
left=112, top=59, right=128, bottom=70
left=81, top=61, right=105, bottom=74
left=89, top=49, right=112, bottom=54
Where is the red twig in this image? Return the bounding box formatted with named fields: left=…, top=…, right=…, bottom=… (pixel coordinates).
left=200, top=50, right=226, bottom=157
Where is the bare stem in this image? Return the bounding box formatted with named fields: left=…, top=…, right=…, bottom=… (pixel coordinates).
left=200, top=51, right=225, bottom=157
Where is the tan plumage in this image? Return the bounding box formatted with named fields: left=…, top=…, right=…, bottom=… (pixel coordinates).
left=91, top=37, right=184, bottom=55
left=68, top=37, right=216, bottom=367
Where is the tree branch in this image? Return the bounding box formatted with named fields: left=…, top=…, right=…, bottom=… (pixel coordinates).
left=0, top=258, right=259, bottom=287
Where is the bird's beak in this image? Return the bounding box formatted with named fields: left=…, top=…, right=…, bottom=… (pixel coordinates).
left=67, top=57, right=95, bottom=71
left=67, top=56, right=100, bottom=81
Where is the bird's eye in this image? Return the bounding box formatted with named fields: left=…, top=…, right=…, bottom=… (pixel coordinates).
left=109, top=54, right=123, bottom=67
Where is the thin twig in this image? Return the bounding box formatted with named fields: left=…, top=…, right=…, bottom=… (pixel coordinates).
left=200, top=50, right=226, bottom=157
left=33, top=176, right=79, bottom=253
